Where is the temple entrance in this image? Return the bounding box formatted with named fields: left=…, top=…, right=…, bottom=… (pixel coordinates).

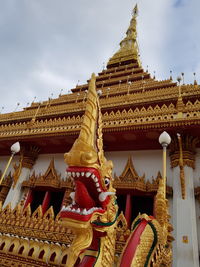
left=31, top=190, right=46, bottom=212
left=131, top=195, right=154, bottom=222
left=29, top=189, right=65, bottom=215
left=117, top=193, right=154, bottom=227
left=49, top=191, right=65, bottom=215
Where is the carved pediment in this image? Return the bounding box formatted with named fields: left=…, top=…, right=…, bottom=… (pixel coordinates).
left=22, top=159, right=72, bottom=189
left=114, top=157, right=146, bottom=191
left=34, top=159, right=61, bottom=188
left=118, top=156, right=144, bottom=182
left=114, top=157, right=173, bottom=195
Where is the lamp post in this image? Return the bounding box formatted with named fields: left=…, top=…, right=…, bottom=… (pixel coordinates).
left=0, top=142, right=20, bottom=185
left=159, top=131, right=171, bottom=198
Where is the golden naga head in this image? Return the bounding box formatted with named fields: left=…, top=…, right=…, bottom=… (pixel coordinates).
left=64, top=73, right=113, bottom=180
left=61, top=73, right=117, bottom=226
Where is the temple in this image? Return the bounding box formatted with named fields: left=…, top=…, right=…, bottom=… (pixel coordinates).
left=0, top=4, right=199, bottom=267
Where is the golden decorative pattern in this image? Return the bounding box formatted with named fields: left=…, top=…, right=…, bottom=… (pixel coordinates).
left=22, top=159, right=72, bottom=190
left=114, top=157, right=173, bottom=195
left=107, top=5, right=140, bottom=67
left=61, top=73, right=118, bottom=267
left=0, top=82, right=199, bottom=123
left=12, top=155, right=23, bottom=188
left=170, top=134, right=199, bottom=169
left=0, top=96, right=200, bottom=140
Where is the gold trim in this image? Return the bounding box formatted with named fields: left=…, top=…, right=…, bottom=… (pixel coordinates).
left=170, top=135, right=199, bottom=169
left=114, top=157, right=173, bottom=195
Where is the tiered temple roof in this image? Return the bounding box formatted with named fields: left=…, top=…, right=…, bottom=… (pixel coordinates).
left=0, top=5, right=200, bottom=154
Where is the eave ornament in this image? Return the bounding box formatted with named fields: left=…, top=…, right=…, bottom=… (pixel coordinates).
left=22, top=159, right=72, bottom=189
left=114, top=156, right=173, bottom=195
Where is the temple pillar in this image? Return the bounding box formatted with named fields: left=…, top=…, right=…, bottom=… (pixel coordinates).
left=170, top=135, right=199, bottom=267
left=124, top=194, right=132, bottom=228
left=3, top=145, right=40, bottom=209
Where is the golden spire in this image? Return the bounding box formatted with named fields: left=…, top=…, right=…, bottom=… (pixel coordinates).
left=107, top=4, right=140, bottom=67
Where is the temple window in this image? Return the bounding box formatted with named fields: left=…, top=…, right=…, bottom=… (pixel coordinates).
left=30, top=190, right=46, bottom=212
left=117, top=193, right=154, bottom=224
left=38, top=249, right=45, bottom=259
left=28, top=248, right=34, bottom=257
left=50, top=252, right=56, bottom=262
left=22, top=160, right=67, bottom=215
left=48, top=191, right=65, bottom=215
left=61, top=255, right=68, bottom=265
left=18, top=246, right=24, bottom=255
left=0, top=242, right=5, bottom=250
left=9, top=244, right=15, bottom=252
left=114, top=157, right=168, bottom=227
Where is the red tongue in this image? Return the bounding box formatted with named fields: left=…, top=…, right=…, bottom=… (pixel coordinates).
left=75, top=180, right=95, bottom=209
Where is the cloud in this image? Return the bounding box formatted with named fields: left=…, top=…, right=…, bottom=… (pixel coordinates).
left=0, top=0, right=199, bottom=113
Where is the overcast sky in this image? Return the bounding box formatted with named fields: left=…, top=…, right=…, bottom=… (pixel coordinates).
left=0, top=0, right=200, bottom=113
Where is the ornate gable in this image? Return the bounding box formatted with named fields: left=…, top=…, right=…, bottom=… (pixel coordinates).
left=34, top=159, right=60, bottom=188
left=119, top=156, right=145, bottom=183
left=114, top=156, right=146, bottom=191
left=114, top=157, right=172, bottom=195
left=22, top=159, right=69, bottom=189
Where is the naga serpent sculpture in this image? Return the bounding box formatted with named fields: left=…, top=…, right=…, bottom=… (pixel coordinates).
left=60, top=73, right=173, bottom=267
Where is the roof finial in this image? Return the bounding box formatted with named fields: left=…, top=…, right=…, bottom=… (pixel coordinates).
left=193, top=72, right=197, bottom=85
left=133, top=4, right=138, bottom=17
left=107, top=4, right=140, bottom=67
left=170, top=70, right=173, bottom=81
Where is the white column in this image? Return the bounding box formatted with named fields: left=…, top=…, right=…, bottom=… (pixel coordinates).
left=172, top=165, right=199, bottom=267
left=3, top=167, right=31, bottom=209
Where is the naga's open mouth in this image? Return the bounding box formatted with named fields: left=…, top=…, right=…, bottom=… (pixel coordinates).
left=60, top=167, right=114, bottom=222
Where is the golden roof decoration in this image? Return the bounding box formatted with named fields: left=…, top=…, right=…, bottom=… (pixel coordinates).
left=119, top=156, right=143, bottom=181
left=114, top=158, right=173, bottom=194
left=107, top=4, right=140, bottom=67
left=0, top=200, right=132, bottom=266
left=114, top=156, right=146, bottom=190
left=22, top=159, right=72, bottom=189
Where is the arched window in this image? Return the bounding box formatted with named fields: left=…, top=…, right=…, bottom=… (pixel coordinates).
left=18, top=246, right=24, bottom=255
left=9, top=244, right=15, bottom=252
left=28, top=247, right=34, bottom=257
left=50, top=252, right=56, bottom=262
left=39, top=249, right=45, bottom=259
left=62, top=254, right=67, bottom=264
left=0, top=242, right=5, bottom=250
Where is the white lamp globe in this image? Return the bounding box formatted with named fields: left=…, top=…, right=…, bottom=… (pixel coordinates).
left=10, top=142, right=20, bottom=154
left=97, top=89, right=102, bottom=96
left=159, top=131, right=171, bottom=146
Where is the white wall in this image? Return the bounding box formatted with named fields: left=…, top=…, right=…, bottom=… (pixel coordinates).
left=31, top=154, right=66, bottom=178
left=28, top=149, right=173, bottom=186
left=106, top=149, right=173, bottom=186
